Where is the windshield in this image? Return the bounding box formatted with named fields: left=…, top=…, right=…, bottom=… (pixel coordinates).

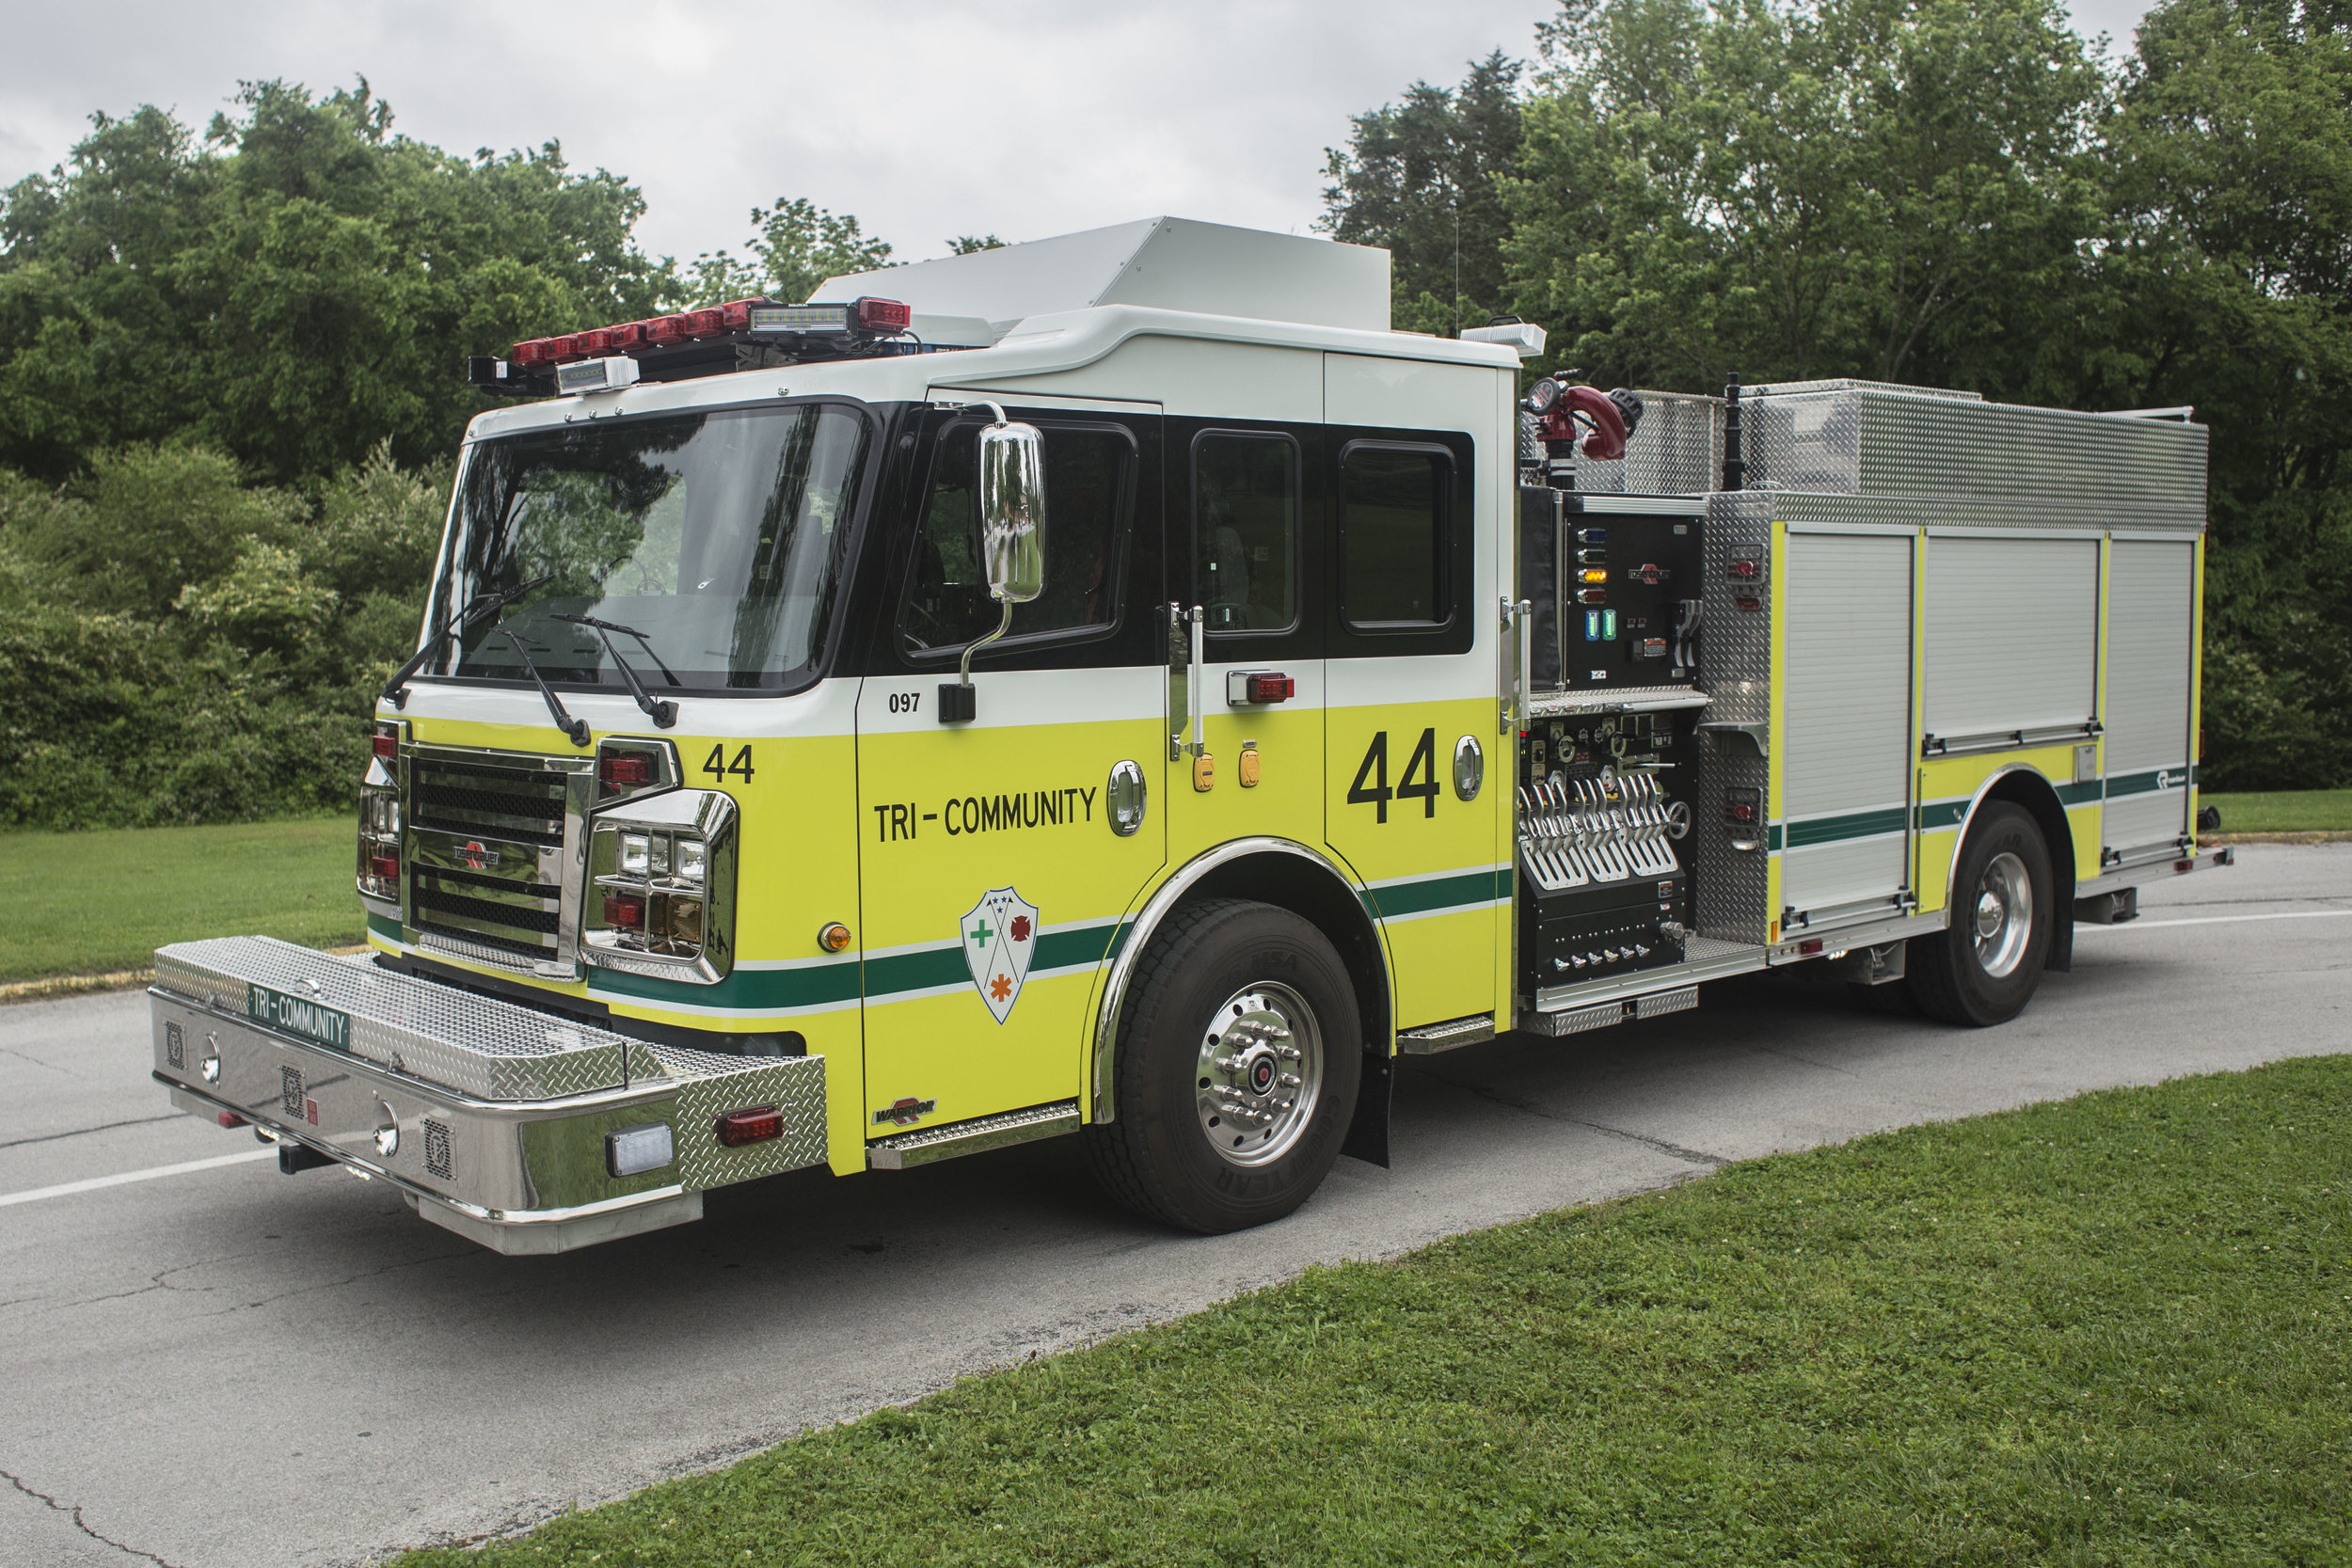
left=431, top=402, right=872, bottom=691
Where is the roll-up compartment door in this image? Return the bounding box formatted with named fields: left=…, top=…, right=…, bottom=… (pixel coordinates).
left=1781, top=531, right=1914, bottom=921
left=1923, top=536, right=2099, bottom=743
left=2103, top=540, right=2195, bottom=853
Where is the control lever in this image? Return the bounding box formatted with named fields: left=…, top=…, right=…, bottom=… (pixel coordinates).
left=1673, top=597, right=1704, bottom=674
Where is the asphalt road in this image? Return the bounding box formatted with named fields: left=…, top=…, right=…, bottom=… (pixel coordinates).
left=2, top=845, right=2345, bottom=1567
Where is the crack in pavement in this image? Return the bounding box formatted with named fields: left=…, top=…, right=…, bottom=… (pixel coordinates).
left=1422, top=1068, right=1729, bottom=1167
left=1742, top=1042, right=1863, bottom=1078
left=195, top=1246, right=476, bottom=1319
left=2, top=1466, right=183, bottom=1567
left=0, top=1115, right=183, bottom=1151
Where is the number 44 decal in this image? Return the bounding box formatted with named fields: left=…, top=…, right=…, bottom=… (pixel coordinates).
left=1346, top=728, right=1440, bottom=823
left=702, top=744, right=755, bottom=783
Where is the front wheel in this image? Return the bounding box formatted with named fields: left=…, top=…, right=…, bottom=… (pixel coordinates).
left=1907, top=801, right=2054, bottom=1026
left=1085, top=899, right=1361, bottom=1233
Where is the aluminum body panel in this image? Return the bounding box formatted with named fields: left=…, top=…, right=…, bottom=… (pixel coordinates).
left=1923, top=535, right=2100, bottom=740
left=1781, top=531, right=1913, bottom=916
left=2104, top=539, right=2197, bottom=853
left=1740, top=382, right=2207, bottom=532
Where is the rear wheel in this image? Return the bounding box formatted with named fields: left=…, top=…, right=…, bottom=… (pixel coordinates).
left=1908, top=801, right=2054, bottom=1026
left=1085, top=898, right=1361, bottom=1233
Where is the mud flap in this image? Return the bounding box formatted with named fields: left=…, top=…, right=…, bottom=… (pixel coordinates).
left=1342, top=1048, right=1392, bottom=1167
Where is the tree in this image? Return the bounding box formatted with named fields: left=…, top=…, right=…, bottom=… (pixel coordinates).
left=2100, top=0, right=2352, bottom=786
left=684, top=197, right=893, bottom=305
left=0, top=80, right=672, bottom=485
left=1502, top=0, right=2108, bottom=391
left=948, top=234, right=1006, bottom=254
left=1321, top=52, right=1525, bottom=334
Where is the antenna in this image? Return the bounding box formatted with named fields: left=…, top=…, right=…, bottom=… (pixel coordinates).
left=1453, top=197, right=1462, bottom=337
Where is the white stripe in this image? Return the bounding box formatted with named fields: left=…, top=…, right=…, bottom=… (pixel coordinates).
left=0, top=1148, right=277, bottom=1210
left=2080, top=908, right=2352, bottom=932
left=1363, top=863, right=1509, bottom=892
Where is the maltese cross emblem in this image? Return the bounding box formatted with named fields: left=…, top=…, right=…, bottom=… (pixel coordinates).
left=960, top=887, right=1039, bottom=1025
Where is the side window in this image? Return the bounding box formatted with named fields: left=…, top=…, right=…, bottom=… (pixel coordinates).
left=1193, top=431, right=1299, bottom=634
left=900, top=420, right=1133, bottom=655
left=1340, top=442, right=1451, bottom=629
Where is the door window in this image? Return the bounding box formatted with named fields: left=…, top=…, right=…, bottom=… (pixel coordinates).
left=1339, top=442, right=1452, bottom=629
left=899, top=420, right=1134, bottom=655
left=1192, top=432, right=1299, bottom=635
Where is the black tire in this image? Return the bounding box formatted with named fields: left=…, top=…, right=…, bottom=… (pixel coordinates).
left=1907, top=801, right=2054, bottom=1027
left=1084, top=898, right=1361, bottom=1233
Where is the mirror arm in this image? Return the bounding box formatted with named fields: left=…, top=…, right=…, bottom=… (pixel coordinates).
left=958, top=598, right=1014, bottom=688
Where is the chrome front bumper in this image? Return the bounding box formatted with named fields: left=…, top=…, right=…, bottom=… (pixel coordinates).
left=149, top=937, right=826, bottom=1254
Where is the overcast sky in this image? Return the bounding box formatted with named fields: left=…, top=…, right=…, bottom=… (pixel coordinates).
left=5, top=0, right=2156, bottom=271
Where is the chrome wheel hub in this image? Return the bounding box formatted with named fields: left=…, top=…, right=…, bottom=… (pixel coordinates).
left=1972, top=850, right=2033, bottom=979
left=1195, top=982, right=1323, bottom=1167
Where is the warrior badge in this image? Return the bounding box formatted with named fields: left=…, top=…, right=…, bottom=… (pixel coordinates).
left=960, top=887, right=1040, bottom=1024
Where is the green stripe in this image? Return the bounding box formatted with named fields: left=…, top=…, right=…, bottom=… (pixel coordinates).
left=2106, top=767, right=2190, bottom=800
left=1784, top=806, right=1908, bottom=849
left=2055, top=779, right=2104, bottom=807
left=396, top=917, right=1129, bottom=1012
left=1359, top=868, right=1509, bottom=921
left=1916, top=800, right=1968, bottom=831
left=1769, top=822, right=1785, bottom=852
left=590, top=958, right=864, bottom=1010
left=367, top=912, right=401, bottom=941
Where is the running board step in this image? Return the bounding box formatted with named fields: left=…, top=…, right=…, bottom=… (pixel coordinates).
left=1520, top=985, right=1697, bottom=1037
left=867, top=1100, right=1081, bottom=1171
left=1397, top=1012, right=1497, bottom=1055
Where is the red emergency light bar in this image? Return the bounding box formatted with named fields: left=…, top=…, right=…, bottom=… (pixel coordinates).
left=509, top=296, right=909, bottom=370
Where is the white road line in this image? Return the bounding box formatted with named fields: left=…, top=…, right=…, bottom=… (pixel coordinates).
left=2081, top=908, right=2352, bottom=932
left=0, top=1148, right=275, bottom=1210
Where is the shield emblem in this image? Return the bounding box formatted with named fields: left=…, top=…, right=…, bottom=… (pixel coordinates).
left=960, top=887, right=1040, bottom=1024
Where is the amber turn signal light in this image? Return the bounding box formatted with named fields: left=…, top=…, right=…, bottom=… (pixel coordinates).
left=818, top=922, right=852, bottom=953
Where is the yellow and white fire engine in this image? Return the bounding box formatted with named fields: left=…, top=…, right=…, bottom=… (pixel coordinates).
left=148, top=218, right=2228, bottom=1251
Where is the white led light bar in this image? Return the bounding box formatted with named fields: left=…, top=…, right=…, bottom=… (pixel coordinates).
left=750, top=304, right=850, bottom=334
left=555, top=356, right=643, bottom=395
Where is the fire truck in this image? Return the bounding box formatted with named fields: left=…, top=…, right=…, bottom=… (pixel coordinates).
left=147, top=217, right=2228, bottom=1252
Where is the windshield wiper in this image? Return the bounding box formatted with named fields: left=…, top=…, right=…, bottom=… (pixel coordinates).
left=552, top=614, right=678, bottom=729
left=497, top=628, right=593, bottom=748
left=380, top=573, right=556, bottom=708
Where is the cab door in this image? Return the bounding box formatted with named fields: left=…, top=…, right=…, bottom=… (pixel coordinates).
left=1319, top=354, right=1502, bottom=1036
left=854, top=400, right=1166, bottom=1136
left=1162, top=419, right=1326, bottom=874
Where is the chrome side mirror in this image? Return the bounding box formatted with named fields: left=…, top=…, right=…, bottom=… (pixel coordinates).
left=978, top=418, right=1046, bottom=604
left=941, top=404, right=1049, bottom=724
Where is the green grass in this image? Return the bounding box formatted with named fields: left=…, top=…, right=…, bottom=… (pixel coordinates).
left=394, top=1057, right=2352, bottom=1567
left=2201, top=789, right=2352, bottom=833
left=0, top=816, right=362, bottom=982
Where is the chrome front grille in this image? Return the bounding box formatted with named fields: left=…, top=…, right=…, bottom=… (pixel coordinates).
left=404, top=749, right=591, bottom=974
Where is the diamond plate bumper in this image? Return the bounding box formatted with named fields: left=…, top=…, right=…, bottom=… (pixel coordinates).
left=150, top=937, right=826, bottom=1254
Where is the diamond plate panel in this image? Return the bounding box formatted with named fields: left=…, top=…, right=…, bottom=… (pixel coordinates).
left=1566, top=389, right=1723, bottom=496
left=1695, top=490, right=1775, bottom=944
left=154, top=936, right=631, bottom=1101
left=654, top=1044, right=829, bottom=1190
